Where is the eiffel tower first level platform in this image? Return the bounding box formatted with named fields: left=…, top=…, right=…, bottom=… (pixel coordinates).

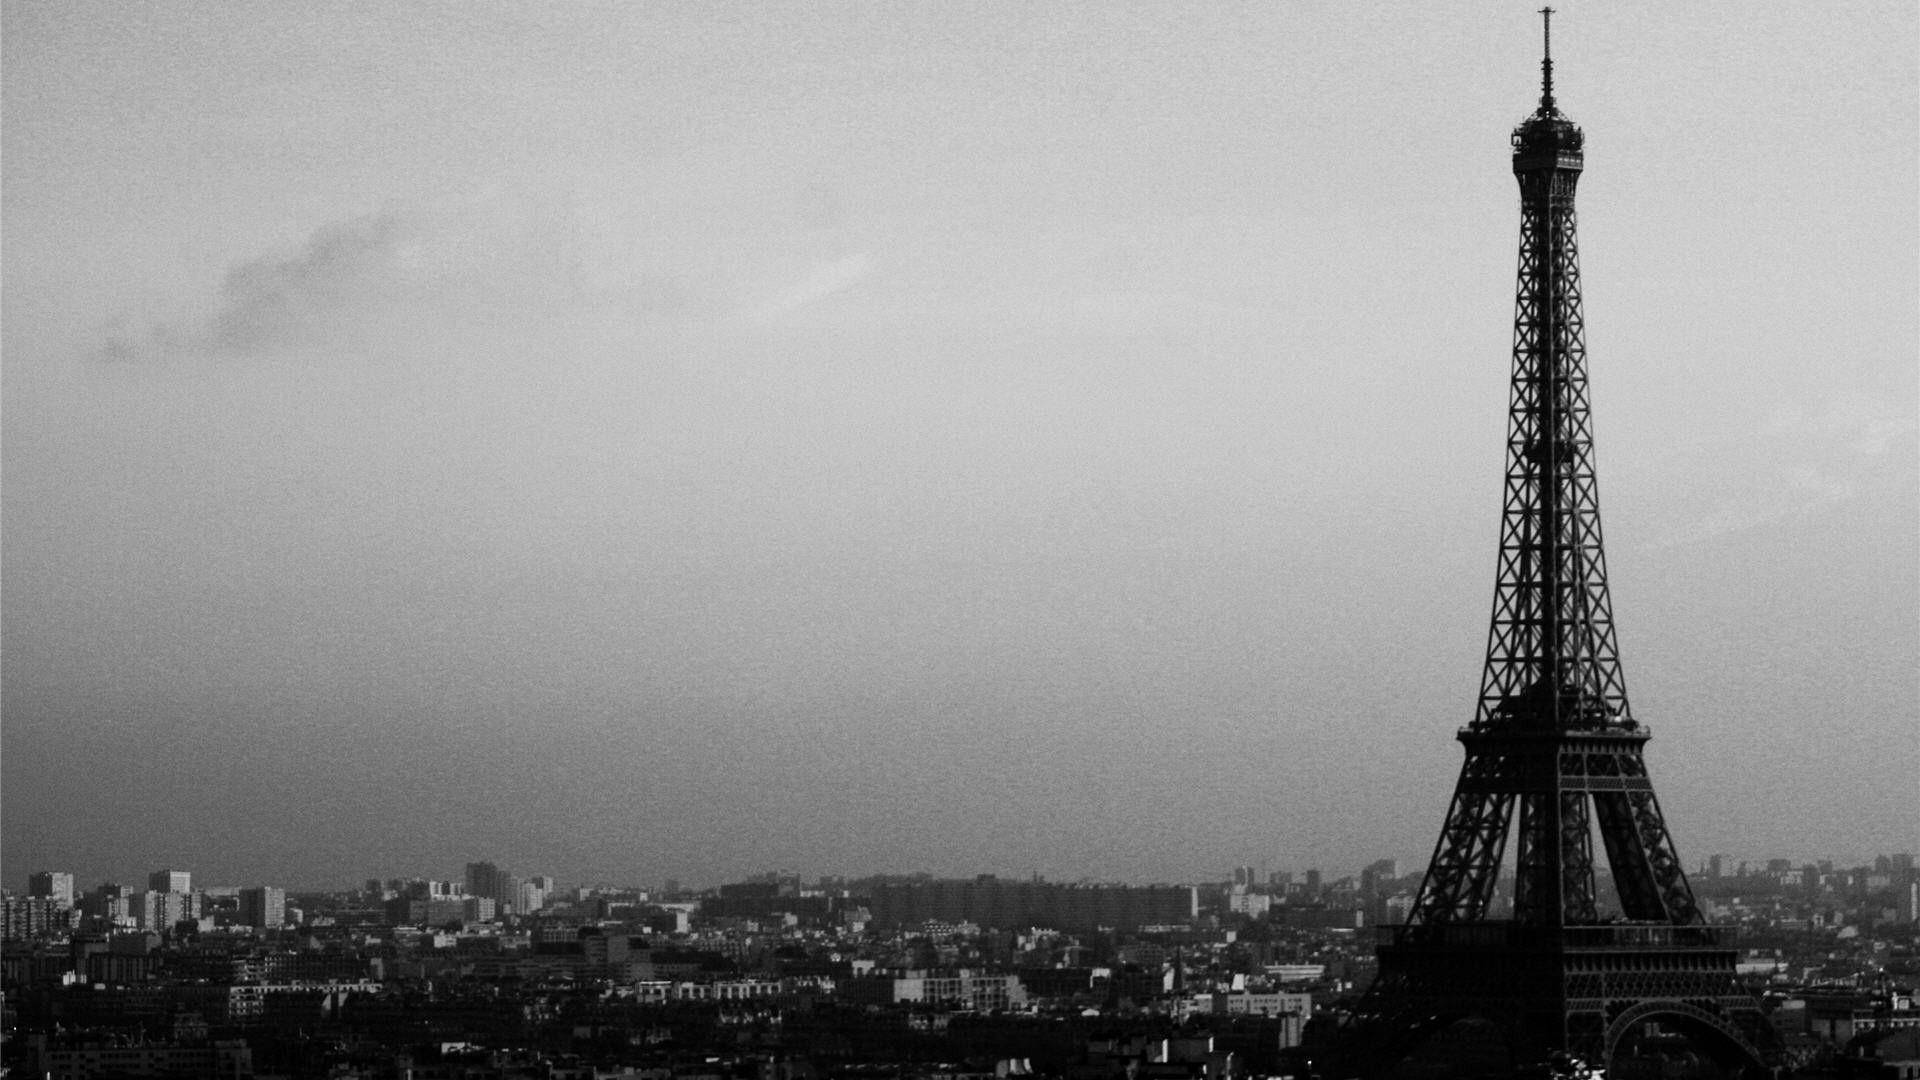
left=1329, top=12, right=1777, bottom=1078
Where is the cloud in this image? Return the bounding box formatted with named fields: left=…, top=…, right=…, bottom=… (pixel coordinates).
left=1640, top=391, right=1918, bottom=549
left=95, top=191, right=884, bottom=360
left=210, top=210, right=414, bottom=350
left=92, top=192, right=608, bottom=359
left=748, top=253, right=872, bottom=322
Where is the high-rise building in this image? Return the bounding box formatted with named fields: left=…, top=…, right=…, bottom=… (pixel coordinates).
left=239, top=885, right=286, bottom=929
left=147, top=869, right=191, bottom=895
left=464, top=861, right=521, bottom=919
left=28, top=871, right=76, bottom=906
left=2, top=896, right=73, bottom=939
left=82, top=884, right=136, bottom=926
left=465, top=862, right=498, bottom=900
left=129, top=890, right=198, bottom=931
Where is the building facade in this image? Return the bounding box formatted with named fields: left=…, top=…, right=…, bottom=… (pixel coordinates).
left=239, top=885, right=286, bottom=929
left=28, top=871, right=76, bottom=906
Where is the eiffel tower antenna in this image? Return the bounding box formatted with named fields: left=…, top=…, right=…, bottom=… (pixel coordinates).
left=1539, top=7, right=1557, bottom=113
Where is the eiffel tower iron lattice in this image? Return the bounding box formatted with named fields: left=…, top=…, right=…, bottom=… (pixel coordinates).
left=1338, top=13, right=1777, bottom=1078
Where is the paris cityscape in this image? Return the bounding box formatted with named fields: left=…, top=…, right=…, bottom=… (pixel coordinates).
left=3, top=852, right=1919, bottom=1079
left=3, top=4, right=1915, bottom=1080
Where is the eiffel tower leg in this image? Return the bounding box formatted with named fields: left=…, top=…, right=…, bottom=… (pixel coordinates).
left=1557, top=792, right=1597, bottom=924
left=1410, top=788, right=1513, bottom=922
left=1514, top=792, right=1596, bottom=924
left=1593, top=790, right=1698, bottom=922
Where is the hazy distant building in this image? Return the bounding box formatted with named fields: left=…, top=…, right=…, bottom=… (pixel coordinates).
left=34, top=1040, right=252, bottom=1078
left=239, top=885, right=286, bottom=929
left=865, top=878, right=1197, bottom=932
left=1360, top=859, right=1399, bottom=895
left=845, top=971, right=1027, bottom=1011
left=28, top=871, right=75, bottom=906
left=1228, top=890, right=1273, bottom=917
left=147, top=869, right=192, bottom=894
left=403, top=878, right=460, bottom=900
left=390, top=895, right=494, bottom=926
left=580, top=926, right=630, bottom=971
left=465, top=862, right=498, bottom=900
left=128, top=889, right=198, bottom=931
left=1271, top=904, right=1365, bottom=930
left=1383, top=893, right=1417, bottom=924
left=81, top=884, right=137, bottom=927
left=3, top=895, right=74, bottom=939
left=1192, top=987, right=1311, bottom=1016
left=465, top=861, right=519, bottom=917
left=705, top=881, right=831, bottom=921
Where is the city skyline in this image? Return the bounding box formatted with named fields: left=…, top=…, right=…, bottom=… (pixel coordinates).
left=4, top=3, right=1916, bottom=891
left=16, top=846, right=1920, bottom=902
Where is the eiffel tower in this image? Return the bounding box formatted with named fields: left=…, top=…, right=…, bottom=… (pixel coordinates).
left=1341, top=13, right=1777, bottom=1078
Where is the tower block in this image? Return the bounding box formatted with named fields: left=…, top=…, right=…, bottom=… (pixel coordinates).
left=1344, top=14, right=1777, bottom=1077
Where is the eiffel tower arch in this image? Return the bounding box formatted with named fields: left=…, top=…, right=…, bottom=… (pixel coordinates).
left=1331, top=14, right=1778, bottom=1079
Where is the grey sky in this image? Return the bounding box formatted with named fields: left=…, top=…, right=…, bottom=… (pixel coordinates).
left=3, top=2, right=1915, bottom=891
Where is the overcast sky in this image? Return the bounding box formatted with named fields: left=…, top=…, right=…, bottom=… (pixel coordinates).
left=4, top=2, right=1915, bottom=892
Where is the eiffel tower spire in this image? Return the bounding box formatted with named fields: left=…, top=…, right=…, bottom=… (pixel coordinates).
left=1538, top=6, right=1558, bottom=115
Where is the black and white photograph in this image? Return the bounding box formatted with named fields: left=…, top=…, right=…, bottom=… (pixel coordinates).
left=2, top=3, right=1914, bottom=1077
